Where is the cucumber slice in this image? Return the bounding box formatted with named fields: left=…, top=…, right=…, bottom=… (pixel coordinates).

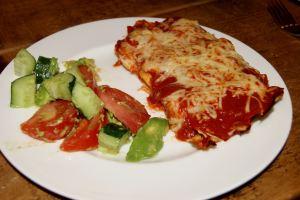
left=43, top=73, right=75, bottom=100
left=64, top=58, right=96, bottom=69
left=64, top=58, right=99, bottom=85
left=10, top=74, right=36, bottom=108
left=14, top=49, right=36, bottom=76
left=66, top=65, right=86, bottom=85
left=71, top=81, right=103, bottom=119
left=35, top=85, right=54, bottom=106
left=102, top=123, right=129, bottom=138
left=98, top=123, right=130, bottom=154
left=106, top=111, right=122, bottom=125
left=35, top=56, right=59, bottom=84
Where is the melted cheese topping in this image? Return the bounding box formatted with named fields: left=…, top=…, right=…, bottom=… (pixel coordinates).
left=116, top=18, right=278, bottom=141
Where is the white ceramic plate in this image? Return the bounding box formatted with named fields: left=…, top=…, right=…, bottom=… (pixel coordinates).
left=0, top=17, right=292, bottom=200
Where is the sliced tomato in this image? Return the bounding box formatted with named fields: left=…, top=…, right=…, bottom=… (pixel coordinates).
left=21, top=100, right=79, bottom=142
left=78, top=65, right=98, bottom=92
left=96, top=86, right=150, bottom=133
left=60, top=109, right=108, bottom=151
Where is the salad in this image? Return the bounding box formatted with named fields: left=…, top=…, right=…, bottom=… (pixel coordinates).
left=10, top=49, right=169, bottom=162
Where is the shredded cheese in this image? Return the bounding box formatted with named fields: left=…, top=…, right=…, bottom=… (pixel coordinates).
left=116, top=18, right=282, bottom=146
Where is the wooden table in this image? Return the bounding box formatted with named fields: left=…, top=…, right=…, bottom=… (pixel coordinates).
left=1, top=0, right=299, bottom=199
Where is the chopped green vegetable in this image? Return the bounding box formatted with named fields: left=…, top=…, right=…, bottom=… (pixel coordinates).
left=10, top=74, right=36, bottom=108
left=64, top=57, right=96, bottom=69
left=14, top=49, right=36, bottom=76
left=102, top=123, right=129, bottom=138
left=35, top=56, right=59, bottom=84
left=35, top=85, right=54, bottom=106
left=65, top=65, right=86, bottom=85
left=126, top=117, right=169, bottom=162
left=106, top=111, right=122, bottom=125
left=71, top=81, right=103, bottom=119
left=98, top=123, right=130, bottom=154
left=43, top=73, right=75, bottom=100
left=64, top=58, right=98, bottom=84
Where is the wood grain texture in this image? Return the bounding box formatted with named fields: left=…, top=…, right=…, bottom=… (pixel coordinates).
left=0, top=0, right=299, bottom=199
left=0, top=0, right=203, bottom=71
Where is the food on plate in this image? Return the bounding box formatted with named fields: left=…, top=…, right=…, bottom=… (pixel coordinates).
left=126, top=117, right=169, bottom=162
left=21, top=100, right=79, bottom=142
left=14, top=49, right=36, bottom=76
left=35, top=56, right=59, bottom=84
left=35, top=85, right=54, bottom=106
left=115, top=17, right=284, bottom=149
left=78, top=65, right=98, bottom=92
left=10, top=50, right=159, bottom=161
left=43, top=73, right=75, bottom=101
left=10, top=17, right=284, bottom=161
left=97, top=85, right=150, bottom=133
left=64, top=58, right=99, bottom=91
left=11, top=74, right=36, bottom=108
left=60, top=109, right=107, bottom=151
left=72, top=81, right=103, bottom=119
left=98, top=123, right=130, bottom=154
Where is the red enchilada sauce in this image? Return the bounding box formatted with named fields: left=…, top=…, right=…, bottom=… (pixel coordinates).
left=178, top=87, right=283, bottom=149
left=115, top=18, right=284, bottom=149
left=147, top=72, right=184, bottom=110
left=147, top=71, right=283, bottom=149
